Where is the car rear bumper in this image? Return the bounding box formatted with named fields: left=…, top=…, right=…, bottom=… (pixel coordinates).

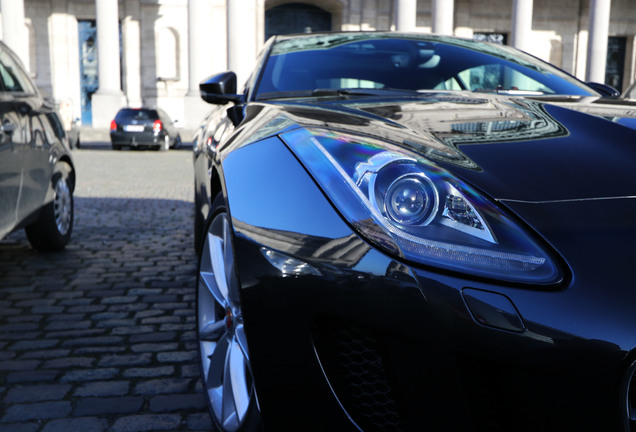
left=111, top=131, right=162, bottom=147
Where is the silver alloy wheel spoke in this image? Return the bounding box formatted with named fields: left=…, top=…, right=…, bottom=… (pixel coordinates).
left=199, top=319, right=227, bottom=342
left=54, top=179, right=71, bottom=235
left=210, top=234, right=230, bottom=302
left=207, top=333, right=229, bottom=389
left=200, top=271, right=228, bottom=310
left=198, top=210, right=253, bottom=432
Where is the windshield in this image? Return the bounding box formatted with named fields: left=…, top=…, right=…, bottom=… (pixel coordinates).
left=255, top=34, right=595, bottom=100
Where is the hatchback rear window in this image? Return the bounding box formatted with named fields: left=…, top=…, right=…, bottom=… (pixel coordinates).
left=115, top=109, right=158, bottom=123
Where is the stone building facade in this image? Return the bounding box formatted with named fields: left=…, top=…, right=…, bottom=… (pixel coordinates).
left=0, top=0, right=632, bottom=131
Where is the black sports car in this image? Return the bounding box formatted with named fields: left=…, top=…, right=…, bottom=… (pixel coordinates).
left=193, top=32, right=636, bottom=431
left=0, top=41, right=75, bottom=251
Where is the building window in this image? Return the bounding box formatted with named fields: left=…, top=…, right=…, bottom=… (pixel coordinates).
left=265, top=3, right=331, bottom=40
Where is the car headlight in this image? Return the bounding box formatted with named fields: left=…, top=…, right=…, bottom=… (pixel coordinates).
left=280, top=128, right=562, bottom=285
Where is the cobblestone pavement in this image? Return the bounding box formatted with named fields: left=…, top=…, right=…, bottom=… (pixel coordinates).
left=0, top=144, right=214, bottom=432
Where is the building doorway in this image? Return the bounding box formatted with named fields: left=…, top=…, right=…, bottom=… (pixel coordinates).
left=265, top=3, right=331, bottom=40
left=78, top=20, right=98, bottom=125
left=606, top=36, right=626, bottom=92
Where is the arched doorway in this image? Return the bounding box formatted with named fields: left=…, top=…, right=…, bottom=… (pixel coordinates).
left=265, top=3, right=331, bottom=40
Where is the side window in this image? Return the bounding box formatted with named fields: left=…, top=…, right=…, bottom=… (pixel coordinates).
left=0, top=49, right=35, bottom=94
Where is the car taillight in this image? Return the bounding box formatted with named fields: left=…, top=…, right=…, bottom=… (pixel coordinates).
left=110, top=120, right=117, bottom=131
left=153, top=120, right=163, bottom=133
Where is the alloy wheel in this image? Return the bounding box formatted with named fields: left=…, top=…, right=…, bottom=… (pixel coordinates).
left=198, top=211, right=253, bottom=432
left=54, top=177, right=72, bottom=236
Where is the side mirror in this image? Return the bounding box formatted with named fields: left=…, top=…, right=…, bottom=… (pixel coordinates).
left=200, top=72, right=243, bottom=105
left=586, top=82, right=620, bottom=98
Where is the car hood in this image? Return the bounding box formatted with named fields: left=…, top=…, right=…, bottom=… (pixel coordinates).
left=262, top=93, right=636, bottom=202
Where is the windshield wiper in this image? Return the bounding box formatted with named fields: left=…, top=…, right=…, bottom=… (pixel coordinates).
left=257, top=87, right=420, bottom=101
left=473, top=88, right=546, bottom=96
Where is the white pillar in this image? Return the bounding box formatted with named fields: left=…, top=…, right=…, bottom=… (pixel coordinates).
left=122, top=16, right=142, bottom=107
left=184, top=0, right=220, bottom=130
left=95, top=0, right=122, bottom=94
left=227, top=0, right=257, bottom=87
left=1, top=0, right=28, bottom=71
left=395, top=0, right=417, bottom=32
left=92, top=0, right=125, bottom=128
left=511, top=0, right=533, bottom=52
left=586, top=0, right=612, bottom=83
left=432, top=0, right=454, bottom=35
left=188, top=0, right=208, bottom=95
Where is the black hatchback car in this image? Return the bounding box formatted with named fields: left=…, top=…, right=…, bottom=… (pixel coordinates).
left=0, top=41, right=75, bottom=251
left=110, top=107, right=181, bottom=151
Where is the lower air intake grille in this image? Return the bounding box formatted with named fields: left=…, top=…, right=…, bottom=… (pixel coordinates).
left=312, top=318, right=402, bottom=432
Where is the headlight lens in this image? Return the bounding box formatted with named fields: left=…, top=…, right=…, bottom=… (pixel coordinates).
left=281, top=128, right=562, bottom=285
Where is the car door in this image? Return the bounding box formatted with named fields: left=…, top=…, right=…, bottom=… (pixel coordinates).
left=0, top=48, right=28, bottom=238
left=0, top=46, right=52, bottom=226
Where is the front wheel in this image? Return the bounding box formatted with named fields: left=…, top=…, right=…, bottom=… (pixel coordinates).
left=197, top=194, right=262, bottom=432
left=25, top=162, right=74, bottom=251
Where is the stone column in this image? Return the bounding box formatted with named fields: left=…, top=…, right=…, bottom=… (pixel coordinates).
left=121, top=0, right=142, bottom=108
left=1, top=0, right=28, bottom=71
left=92, top=0, right=125, bottom=128
left=227, top=0, right=257, bottom=87
left=432, top=0, right=454, bottom=35
left=586, top=0, right=611, bottom=83
left=395, top=0, right=416, bottom=32
left=511, top=0, right=533, bottom=52
left=184, top=0, right=220, bottom=129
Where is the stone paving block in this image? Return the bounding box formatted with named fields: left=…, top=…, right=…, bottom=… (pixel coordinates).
left=6, top=371, right=59, bottom=384
left=60, top=368, right=119, bottom=383
left=110, top=414, right=182, bottom=432
left=2, top=401, right=72, bottom=422
left=61, top=336, right=124, bottom=348
left=0, top=423, right=39, bottom=432
left=149, top=394, right=206, bottom=412
left=0, top=360, right=40, bottom=371
left=73, top=396, right=144, bottom=416
left=98, top=353, right=152, bottom=367
left=20, top=349, right=71, bottom=360
left=43, top=356, right=95, bottom=369
left=134, top=378, right=191, bottom=396
left=122, top=366, right=174, bottom=378
left=157, top=351, right=198, bottom=363
left=74, top=381, right=130, bottom=397
left=129, top=331, right=176, bottom=343
left=186, top=412, right=213, bottom=431
left=4, top=384, right=71, bottom=403
left=41, top=417, right=108, bottom=432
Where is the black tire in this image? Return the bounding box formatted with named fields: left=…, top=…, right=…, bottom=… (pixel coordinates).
left=197, top=193, right=263, bottom=432
left=25, top=163, right=74, bottom=251
left=112, top=144, right=122, bottom=151
left=172, top=134, right=182, bottom=149
left=194, top=188, right=205, bottom=254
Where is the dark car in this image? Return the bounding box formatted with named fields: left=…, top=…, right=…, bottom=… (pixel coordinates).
left=110, top=107, right=181, bottom=151
left=193, top=32, right=636, bottom=432
left=0, top=41, right=75, bottom=251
